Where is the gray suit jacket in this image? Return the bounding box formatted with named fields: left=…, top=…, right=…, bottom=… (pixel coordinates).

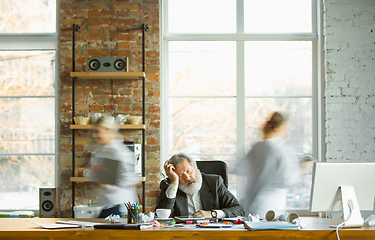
left=155, top=173, right=245, bottom=218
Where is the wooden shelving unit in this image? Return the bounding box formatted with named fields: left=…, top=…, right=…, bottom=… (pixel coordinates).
left=70, top=23, right=148, bottom=215
left=70, top=124, right=145, bottom=130
left=70, top=177, right=95, bottom=182
left=70, top=72, right=145, bottom=80
left=70, top=176, right=146, bottom=182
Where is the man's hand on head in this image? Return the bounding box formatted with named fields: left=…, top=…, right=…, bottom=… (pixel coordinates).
left=164, top=160, right=179, bottom=186
left=192, top=210, right=212, bottom=219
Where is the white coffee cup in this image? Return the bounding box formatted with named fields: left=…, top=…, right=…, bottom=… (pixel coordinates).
left=156, top=209, right=171, bottom=219
left=90, top=113, right=102, bottom=124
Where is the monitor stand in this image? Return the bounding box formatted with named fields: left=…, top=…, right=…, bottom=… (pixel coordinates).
left=329, top=186, right=364, bottom=228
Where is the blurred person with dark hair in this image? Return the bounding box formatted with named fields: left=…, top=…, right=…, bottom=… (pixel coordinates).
left=84, top=116, right=141, bottom=218
left=241, top=112, right=299, bottom=218
left=156, top=153, right=245, bottom=218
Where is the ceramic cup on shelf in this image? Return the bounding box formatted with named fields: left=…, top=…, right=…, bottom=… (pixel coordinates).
left=90, top=113, right=102, bottom=124
left=116, top=114, right=129, bottom=125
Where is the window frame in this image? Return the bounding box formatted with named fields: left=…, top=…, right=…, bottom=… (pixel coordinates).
left=161, top=0, right=324, bottom=213
left=0, top=2, right=59, bottom=212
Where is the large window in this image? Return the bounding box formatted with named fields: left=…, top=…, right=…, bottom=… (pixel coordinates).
left=0, top=0, right=57, bottom=210
left=162, top=0, right=322, bottom=210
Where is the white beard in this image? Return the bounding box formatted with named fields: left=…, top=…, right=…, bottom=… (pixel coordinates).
left=178, top=169, right=203, bottom=195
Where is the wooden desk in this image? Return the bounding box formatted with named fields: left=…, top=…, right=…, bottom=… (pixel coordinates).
left=1, top=217, right=374, bottom=240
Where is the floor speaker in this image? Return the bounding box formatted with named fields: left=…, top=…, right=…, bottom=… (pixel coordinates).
left=39, top=188, right=56, bottom=218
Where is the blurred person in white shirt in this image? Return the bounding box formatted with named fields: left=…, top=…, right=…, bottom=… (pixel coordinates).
left=240, top=112, right=299, bottom=218
left=84, top=116, right=141, bottom=218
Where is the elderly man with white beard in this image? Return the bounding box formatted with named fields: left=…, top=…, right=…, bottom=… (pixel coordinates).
left=155, top=153, right=245, bottom=218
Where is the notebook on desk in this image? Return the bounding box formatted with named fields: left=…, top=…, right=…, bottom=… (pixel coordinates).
left=94, top=223, right=152, bottom=230
left=244, top=221, right=301, bottom=230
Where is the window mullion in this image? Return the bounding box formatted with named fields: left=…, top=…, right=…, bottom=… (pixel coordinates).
left=235, top=0, right=246, bottom=201
left=163, top=33, right=316, bottom=42
left=0, top=153, right=55, bottom=156
left=0, top=34, right=57, bottom=50
left=0, top=96, right=55, bottom=98
left=236, top=38, right=246, bottom=202
left=236, top=40, right=246, bottom=158
left=236, top=0, right=245, bottom=34
left=161, top=0, right=170, bottom=163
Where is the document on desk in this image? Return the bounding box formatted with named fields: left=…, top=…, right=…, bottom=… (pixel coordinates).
left=244, top=221, right=301, bottom=230
left=29, top=221, right=81, bottom=229
left=56, top=220, right=103, bottom=227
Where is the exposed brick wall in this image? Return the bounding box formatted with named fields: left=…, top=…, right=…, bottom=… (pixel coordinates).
left=59, top=0, right=160, bottom=217
left=324, top=0, right=375, bottom=163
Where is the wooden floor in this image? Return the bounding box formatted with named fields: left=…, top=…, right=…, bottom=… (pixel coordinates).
left=1, top=217, right=374, bottom=240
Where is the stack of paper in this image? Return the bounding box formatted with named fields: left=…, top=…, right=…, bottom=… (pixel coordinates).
left=244, top=221, right=301, bottom=230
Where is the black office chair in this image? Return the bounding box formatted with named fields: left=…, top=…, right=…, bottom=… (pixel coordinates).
left=196, top=160, right=228, bottom=188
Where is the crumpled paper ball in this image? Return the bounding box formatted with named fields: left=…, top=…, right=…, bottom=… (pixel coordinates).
left=104, top=214, right=123, bottom=223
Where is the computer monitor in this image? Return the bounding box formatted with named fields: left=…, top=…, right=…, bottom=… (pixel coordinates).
left=310, top=162, right=375, bottom=228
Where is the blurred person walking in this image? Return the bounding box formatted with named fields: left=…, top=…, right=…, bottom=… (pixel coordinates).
left=84, top=116, right=141, bottom=218
left=240, top=112, right=299, bottom=218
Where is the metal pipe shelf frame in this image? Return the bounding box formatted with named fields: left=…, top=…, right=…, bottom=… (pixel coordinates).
left=70, top=23, right=148, bottom=216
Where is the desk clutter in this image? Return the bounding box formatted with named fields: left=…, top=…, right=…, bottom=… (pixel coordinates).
left=28, top=207, right=314, bottom=230
left=136, top=209, right=305, bottom=230
left=28, top=216, right=300, bottom=231
left=25, top=207, right=375, bottom=232
left=8, top=217, right=375, bottom=240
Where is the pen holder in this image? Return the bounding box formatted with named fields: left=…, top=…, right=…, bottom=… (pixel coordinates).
left=127, top=208, right=139, bottom=224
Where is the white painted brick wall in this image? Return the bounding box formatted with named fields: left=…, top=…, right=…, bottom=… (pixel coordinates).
left=324, top=0, right=375, bottom=164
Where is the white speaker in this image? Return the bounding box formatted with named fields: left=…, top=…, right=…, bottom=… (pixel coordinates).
left=39, top=188, right=56, bottom=218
